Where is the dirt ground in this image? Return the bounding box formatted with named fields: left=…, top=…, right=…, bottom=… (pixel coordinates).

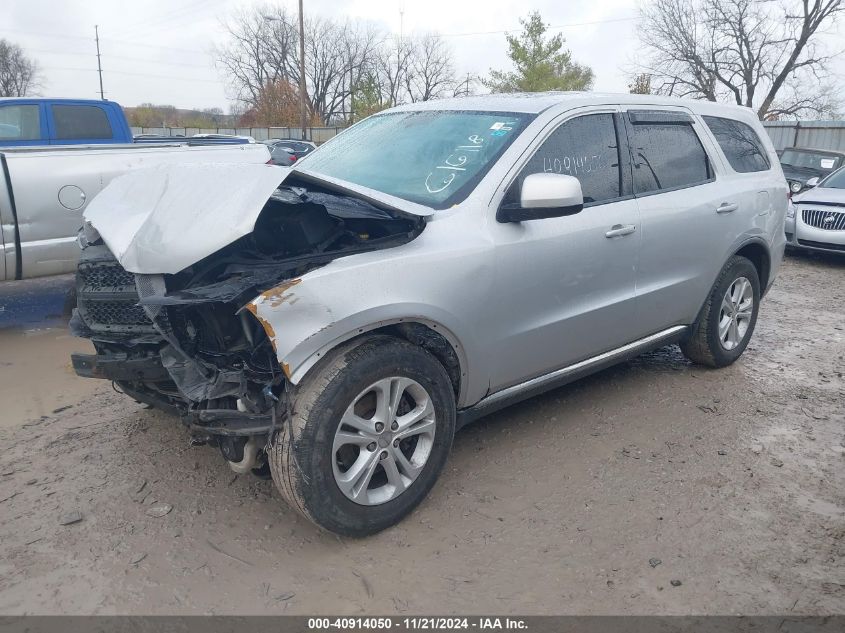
left=0, top=252, right=843, bottom=615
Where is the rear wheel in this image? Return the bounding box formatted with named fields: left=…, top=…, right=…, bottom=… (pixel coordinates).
left=268, top=335, right=456, bottom=536
left=680, top=255, right=760, bottom=367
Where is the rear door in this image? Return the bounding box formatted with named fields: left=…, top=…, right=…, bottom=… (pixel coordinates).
left=623, top=108, right=736, bottom=333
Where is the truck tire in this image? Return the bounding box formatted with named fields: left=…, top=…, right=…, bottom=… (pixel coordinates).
left=268, top=335, right=456, bottom=537
left=680, top=255, right=760, bottom=368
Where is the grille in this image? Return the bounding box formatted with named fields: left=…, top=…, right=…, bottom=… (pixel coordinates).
left=84, top=300, right=151, bottom=326
left=76, top=258, right=156, bottom=333
left=802, top=208, right=845, bottom=231
left=78, top=264, right=136, bottom=290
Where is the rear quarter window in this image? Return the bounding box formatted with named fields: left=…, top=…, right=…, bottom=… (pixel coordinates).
left=703, top=116, right=770, bottom=173
left=51, top=104, right=113, bottom=140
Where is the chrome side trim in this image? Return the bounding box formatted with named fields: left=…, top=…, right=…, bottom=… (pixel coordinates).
left=478, top=325, right=688, bottom=410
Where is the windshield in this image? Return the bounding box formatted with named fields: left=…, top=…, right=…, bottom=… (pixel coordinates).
left=820, top=167, right=845, bottom=189
left=300, top=110, right=534, bottom=209
left=780, top=149, right=842, bottom=172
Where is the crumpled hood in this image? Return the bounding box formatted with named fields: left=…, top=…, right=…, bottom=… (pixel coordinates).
left=792, top=186, right=845, bottom=206
left=84, top=162, right=433, bottom=275
left=83, top=163, right=288, bottom=274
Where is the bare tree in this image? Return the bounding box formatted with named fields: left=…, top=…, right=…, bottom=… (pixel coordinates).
left=0, top=39, right=40, bottom=97
left=371, top=37, right=416, bottom=108
left=216, top=5, right=459, bottom=125
left=636, top=0, right=844, bottom=119
left=214, top=7, right=294, bottom=107
left=217, top=5, right=382, bottom=124
left=405, top=35, right=455, bottom=102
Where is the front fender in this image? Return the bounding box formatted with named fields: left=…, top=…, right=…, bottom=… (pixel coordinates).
left=245, top=278, right=481, bottom=408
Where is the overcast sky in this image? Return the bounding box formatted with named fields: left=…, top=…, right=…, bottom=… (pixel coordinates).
left=2, top=0, right=843, bottom=112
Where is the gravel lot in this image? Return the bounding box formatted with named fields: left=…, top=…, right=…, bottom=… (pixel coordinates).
left=0, top=252, right=843, bottom=615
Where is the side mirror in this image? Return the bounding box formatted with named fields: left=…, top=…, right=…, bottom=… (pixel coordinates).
left=805, top=177, right=820, bottom=188
left=497, top=173, right=584, bottom=223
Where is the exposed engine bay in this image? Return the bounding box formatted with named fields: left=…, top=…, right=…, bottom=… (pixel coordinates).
left=70, top=175, right=424, bottom=474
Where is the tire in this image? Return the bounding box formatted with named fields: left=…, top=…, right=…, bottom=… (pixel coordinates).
left=268, top=335, right=456, bottom=537
left=680, top=255, right=761, bottom=368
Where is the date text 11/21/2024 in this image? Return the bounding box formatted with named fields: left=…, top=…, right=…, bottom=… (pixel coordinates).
left=307, top=617, right=528, bottom=630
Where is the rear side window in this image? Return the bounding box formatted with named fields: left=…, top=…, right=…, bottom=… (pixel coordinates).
left=0, top=104, right=41, bottom=140
left=703, top=116, right=770, bottom=173
left=51, top=105, right=113, bottom=140
left=627, top=117, right=712, bottom=195
left=514, top=113, right=623, bottom=206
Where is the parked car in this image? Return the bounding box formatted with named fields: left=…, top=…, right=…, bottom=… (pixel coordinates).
left=0, top=98, right=134, bottom=146
left=262, top=138, right=317, bottom=160
left=0, top=142, right=271, bottom=280
left=70, top=93, right=786, bottom=536
left=192, top=133, right=257, bottom=143
left=779, top=147, right=845, bottom=194
left=267, top=144, right=297, bottom=166
left=785, top=165, right=845, bottom=254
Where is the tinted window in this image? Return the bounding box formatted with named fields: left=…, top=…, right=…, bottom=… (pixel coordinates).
left=703, top=116, right=770, bottom=173
left=628, top=119, right=711, bottom=194
left=0, top=105, right=41, bottom=140
left=514, top=113, right=623, bottom=205
left=51, top=105, right=113, bottom=140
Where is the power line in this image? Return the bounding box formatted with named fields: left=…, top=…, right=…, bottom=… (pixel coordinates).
left=24, top=46, right=214, bottom=69
left=112, top=0, right=230, bottom=41
left=42, top=66, right=222, bottom=84
left=434, top=15, right=641, bottom=38
left=0, top=27, right=208, bottom=56
left=113, top=0, right=212, bottom=37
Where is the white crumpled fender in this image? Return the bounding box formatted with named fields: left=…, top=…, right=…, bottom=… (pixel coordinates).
left=84, top=163, right=287, bottom=274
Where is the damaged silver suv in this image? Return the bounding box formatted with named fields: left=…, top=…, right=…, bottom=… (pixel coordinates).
left=71, top=93, right=787, bottom=536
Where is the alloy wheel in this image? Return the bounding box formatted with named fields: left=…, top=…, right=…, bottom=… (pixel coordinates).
left=332, top=377, right=436, bottom=505
left=718, top=276, right=754, bottom=350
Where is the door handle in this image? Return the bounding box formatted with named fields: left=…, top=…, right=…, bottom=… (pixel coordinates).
left=605, top=224, right=637, bottom=238
left=716, top=202, right=738, bottom=214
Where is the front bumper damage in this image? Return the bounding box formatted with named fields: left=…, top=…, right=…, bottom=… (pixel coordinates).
left=70, top=172, right=424, bottom=466
left=69, top=242, right=284, bottom=442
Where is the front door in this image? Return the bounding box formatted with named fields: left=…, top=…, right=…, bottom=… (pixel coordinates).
left=487, top=111, right=641, bottom=394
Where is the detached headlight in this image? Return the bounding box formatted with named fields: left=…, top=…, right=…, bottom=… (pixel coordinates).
left=790, top=180, right=803, bottom=193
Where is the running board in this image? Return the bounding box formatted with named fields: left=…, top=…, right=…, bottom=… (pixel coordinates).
left=457, top=325, right=689, bottom=428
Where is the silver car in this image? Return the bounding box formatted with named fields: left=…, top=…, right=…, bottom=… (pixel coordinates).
left=71, top=93, right=787, bottom=536
left=785, top=166, right=845, bottom=254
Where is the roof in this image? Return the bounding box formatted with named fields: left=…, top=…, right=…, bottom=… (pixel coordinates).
left=389, top=91, right=757, bottom=118
left=0, top=97, right=120, bottom=105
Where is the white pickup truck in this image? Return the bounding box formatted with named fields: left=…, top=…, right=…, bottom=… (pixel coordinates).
left=0, top=142, right=271, bottom=280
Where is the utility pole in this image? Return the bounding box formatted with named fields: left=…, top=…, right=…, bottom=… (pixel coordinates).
left=95, top=25, right=105, bottom=100
left=297, top=0, right=307, bottom=140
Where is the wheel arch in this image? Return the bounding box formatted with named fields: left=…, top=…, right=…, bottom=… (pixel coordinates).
left=733, top=238, right=771, bottom=293
left=258, top=308, right=473, bottom=407
left=687, top=236, right=772, bottom=334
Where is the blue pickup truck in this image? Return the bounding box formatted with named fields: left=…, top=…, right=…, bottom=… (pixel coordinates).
left=0, top=98, right=134, bottom=146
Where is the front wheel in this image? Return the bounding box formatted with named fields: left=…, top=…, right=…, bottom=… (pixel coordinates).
left=268, top=335, right=456, bottom=536
left=680, top=255, right=761, bottom=368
